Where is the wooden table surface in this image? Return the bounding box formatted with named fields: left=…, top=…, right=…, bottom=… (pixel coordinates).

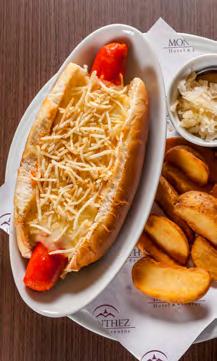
left=1, top=0, right=217, bottom=360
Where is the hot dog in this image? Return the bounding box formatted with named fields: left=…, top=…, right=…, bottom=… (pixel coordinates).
left=14, top=42, right=149, bottom=291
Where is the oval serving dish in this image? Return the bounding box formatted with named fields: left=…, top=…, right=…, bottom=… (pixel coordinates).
left=8, top=24, right=166, bottom=317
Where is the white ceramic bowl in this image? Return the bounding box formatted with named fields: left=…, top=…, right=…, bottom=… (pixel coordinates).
left=168, top=53, right=217, bottom=147
left=7, top=24, right=166, bottom=317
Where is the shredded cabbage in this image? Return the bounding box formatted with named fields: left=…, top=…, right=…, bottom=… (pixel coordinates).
left=171, top=72, right=217, bottom=141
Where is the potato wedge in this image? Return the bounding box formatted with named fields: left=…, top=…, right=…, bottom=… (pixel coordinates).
left=156, top=176, right=178, bottom=205
left=162, top=162, right=202, bottom=193
left=137, top=233, right=178, bottom=266
left=192, top=236, right=217, bottom=280
left=166, top=137, right=217, bottom=183
left=162, top=162, right=212, bottom=194
left=144, top=214, right=189, bottom=264
left=155, top=176, right=194, bottom=242
left=132, top=256, right=211, bottom=303
left=165, top=146, right=209, bottom=186
left=193, top=148, right=217, bottom=183
left=175, top=191, right=217, bottom=246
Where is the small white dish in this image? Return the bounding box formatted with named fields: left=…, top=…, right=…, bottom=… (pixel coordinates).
left=167, top=53, right=217, bottom=147
left=6, top=24, right=166, bottom=317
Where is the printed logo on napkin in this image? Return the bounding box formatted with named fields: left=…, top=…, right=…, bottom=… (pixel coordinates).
left=163, top=37, right=195, bottom=54
left=141, top=350, right=168, bottom=361
left=147, top=298, right=206, bottom=309
left=92, top=304, right=135, bottom=335
left=145, top=17, right=200, bottom=90
left=127, top=247, right=142, bottom=264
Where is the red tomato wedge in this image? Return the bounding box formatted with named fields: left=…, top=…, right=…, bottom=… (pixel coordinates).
left=24, top=243, right=67, bottom=291
left=91, top=42, right=128, bottom=85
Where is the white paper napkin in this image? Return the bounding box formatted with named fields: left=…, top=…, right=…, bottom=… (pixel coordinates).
left=145, top=18, right=200, bottom=91
left=83, top=19, right=217, bottom=361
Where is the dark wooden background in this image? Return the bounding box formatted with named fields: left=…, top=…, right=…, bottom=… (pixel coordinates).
left=1, top=0, right=217, bottom=360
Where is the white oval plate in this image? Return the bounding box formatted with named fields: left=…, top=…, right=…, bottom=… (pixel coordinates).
left=69, top=33, right=217, bottom=344
left=3, top=24, right=166, bottom=317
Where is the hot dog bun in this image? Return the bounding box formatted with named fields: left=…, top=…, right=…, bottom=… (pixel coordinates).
left=14, top=62, right=149, bottom=272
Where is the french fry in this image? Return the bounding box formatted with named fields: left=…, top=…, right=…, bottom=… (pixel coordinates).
left=165, top=145, right=209, bottom=186
left=192, top=236, right=217, bottom=280
left=144, top=214, right=189, bottom=264
left=137, top=137, right=216, bottom=306
left=132, top=256, right=211, bottom=303
left=175, top=191, right=217, bottom=247
left=192, top=147, right=217, bottom=184
left=162, top=162, right=199, bottom=193
left=162, top=162, right=211, bottom=194
left=155, top=176, right=194, bottom=242
left=166, top=137, right=217, bottom=183
left=156, top=176, right=178, bottom=205
left=137, top=233, right=178, bottom=267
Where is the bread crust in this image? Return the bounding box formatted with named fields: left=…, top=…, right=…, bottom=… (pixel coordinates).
left=14, top=64, right=149, bottom=271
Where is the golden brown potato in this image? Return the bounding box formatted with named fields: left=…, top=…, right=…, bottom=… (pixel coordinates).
left=156, top=176, right=178, bottom=205
left=162, top=163, right=212, bottom=194
left=137, top=233, right=178, bottom=267
left=144, top=214, right=189, bottom=264
left=175, top=191, right=217, bottom=246
left=132, top=256, right=211, bottom=303
left=166, top=137, right=217, bottom=183
left=165, top=145, right=209, bottom=186
left=192, top=236, right=217, bottom=280
left=155, top=176, right=194, bottom=242
left=162, top=162, right=202, bottom=193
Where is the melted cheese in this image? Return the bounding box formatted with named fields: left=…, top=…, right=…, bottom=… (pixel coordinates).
left=27, top=69, right=130, bottom=258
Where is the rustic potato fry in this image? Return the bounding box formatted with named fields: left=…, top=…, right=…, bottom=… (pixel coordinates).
left=162, top=162, right=212, bottom=194
left=175, top=191, right=217, bottom=246
left=137, top=233, right=178, bottom=266
left=192, top=236, right=217, bottom=280
left=132, top=256, right=211, bottom=303
left=162, top=162, right=199, bottom=193
left=165, top=146, right=209, bottom=186
left=210, top=184, right=217, bottom=198
left=191, top=147, right=217, bottom=184
left=156, top=176, right=178, bottom=205
left=144, top=214, right=189, bottom=264
left=166, top=137, right=217, bottom=183
left=155, top=176, right=194, bottom=242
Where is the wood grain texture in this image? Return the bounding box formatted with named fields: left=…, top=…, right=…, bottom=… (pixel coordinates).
left=0, top=0, right=217, bottom=360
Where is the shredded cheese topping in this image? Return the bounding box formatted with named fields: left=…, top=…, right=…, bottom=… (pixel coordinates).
left=27, top=69, right=130, bottom=258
